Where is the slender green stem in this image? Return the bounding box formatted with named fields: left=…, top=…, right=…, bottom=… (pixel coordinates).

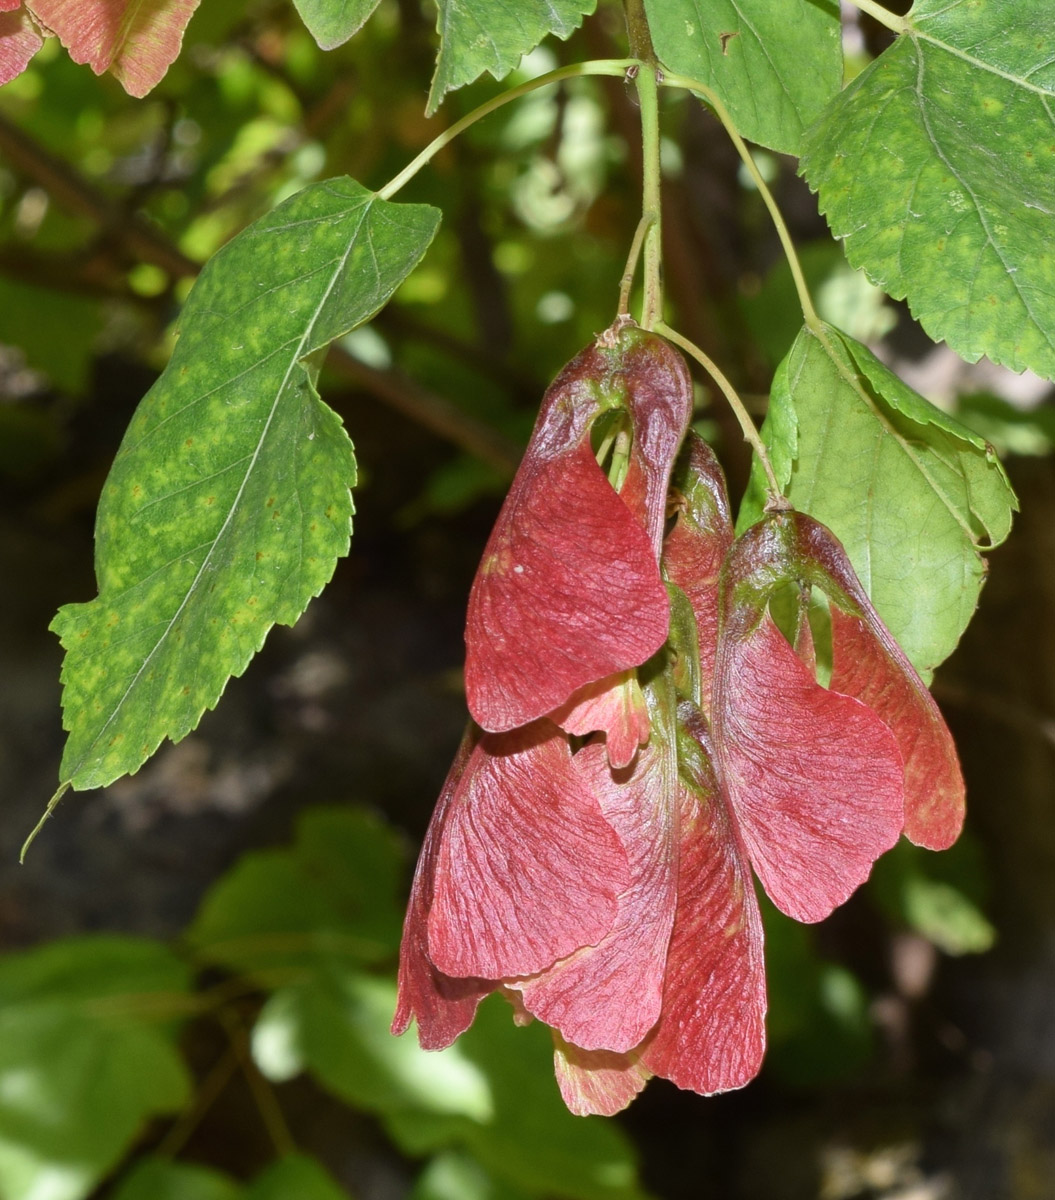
left=661, top=71, right=821, bottom=332
left=656, top=321, right=784, bottom=498
left=379, top=60, right=637, bottom=200
left=844, top=0, right=908, bottom=35
left=609, top=427, right=632, bottom=493
left=617, top=212, right=653, bottom=316
left=635, top=64, right=664, bottom=328
left=20, top=782, right=68, bottom=863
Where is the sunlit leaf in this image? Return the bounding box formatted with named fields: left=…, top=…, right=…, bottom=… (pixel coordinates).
left=292, top=0, right=381, bottom=50
left=387, top=994, right=647, bottom=1200
left=52, top=179, right=440, bottom=791
left=0, top=938, right=191, bottom=1200
left=254, top=970, right=496, bottom=1119
left=411, top=1151, right=532, bottom=1200
left=742, top=323, right=1016, bottom=677
left=427, top=0, right=596, bottom=116
left=645, top=0, right=842, bottom=154
left=256, top=977, right=646, bottom=1200
left=801, top=0, right=1055, bottom=379
left=27, top=0, right=201, bottom=97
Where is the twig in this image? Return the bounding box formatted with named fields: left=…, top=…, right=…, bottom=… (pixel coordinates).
left=656, top=321, right=784, bottom=498
left=328, top=348, right=521, bottom=475
left=0, top=114, right=521, bottom=473
left=378, top=59, right=635, bottom=200
left=154, top=1044, right=240, bottom=1160
left=0, top=113, right=198, bottom=280
left=659, top=72, right=821, bottom=332
left=219, top=1008, right=296, bottom=1157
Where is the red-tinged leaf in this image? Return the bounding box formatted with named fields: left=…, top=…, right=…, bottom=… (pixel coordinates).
left=553, top=1035, right=652, bottom=1117
left=465, top=437, right=668, bottom=732
left=663, top=436, right=734, bottom=716
left=549, top=670, right=649, bottom=769
left=29, top=0, right=200, bottom=97
left=427, top=722, right=629, bottom=979
left=609, top=324, right=694, bottom=559
left=790, top=515, right=965, bottom=851
left=640, top=709, right=766, bottom=1095
left=512, top=739, right=677, bottom=1053
left=392, top=729, right=495, bottom=1050
left=714, top=615, right=904, bottom=923
left=0, top=6, right=41, bottom=84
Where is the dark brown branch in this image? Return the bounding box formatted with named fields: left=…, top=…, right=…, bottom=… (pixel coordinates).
left=328, top=348, right=520, bottom=475
left=0, top=112, right=198, bottom=280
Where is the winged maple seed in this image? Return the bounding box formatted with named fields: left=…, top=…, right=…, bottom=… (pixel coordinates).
left=392, top=328, right=966, bottom=1116
left=463, top=320, right=692, bottom=763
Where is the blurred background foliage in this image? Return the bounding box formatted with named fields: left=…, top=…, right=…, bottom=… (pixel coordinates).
left=1, top=2, right=1054, bottom=1198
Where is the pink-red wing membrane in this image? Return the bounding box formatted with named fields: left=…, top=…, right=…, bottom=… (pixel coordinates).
left=553, top=1037, right=652, bottom=1117
left=790, top=516, right=965, bottom=850
left=426, top=722, right=629, bottom=980
left=392, top=728, right=495, bottom=1050
left=714, top=615, right=904, bottom=923
left=0, top=7, right=42, bottom=85
left=512, top=739, right=677, bottom=1053
left=549, top=671, right=651, bottom=769
left=639, top=712, right=767, bottom=1094
left=30, top=0, right=201, bottom=97
left=465, top=439, right=668, bottom=731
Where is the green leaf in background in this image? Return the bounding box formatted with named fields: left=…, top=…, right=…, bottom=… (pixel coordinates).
left=739, top=240, right=896, bottom=370
left=871, top=837, right=996, bottom=957
left=253, top=977, right=646, bottom=1200
left=427, top=0, right=597, bottom=116
left=51, top=178, right=440, bottom=791
left=411, top=1151, right=532, bottom=1200
left=801, top=0, right=1055, bottom=380
left=0, top=938, right=192, bottom=1200
left=111, top=1159, right=242, bottom=1200
left=762, top=901, right=873, bottom=1087
left=246, top=1154, right=350, bottom=1200
left=111, top=1154, right=350, bottom=1200
left=253, top=970, right=495, bottom=1120
left=0, top=278, right=102, bottom=394
left=954, top=391, right=1055, bottom=458
left=292, top=0, right=382, bottom=50
left=188, top=806, right=404, bottom=979
left=741, top=323, right=1016, bottom=677
left=645, top=0, right=842, bottom=155
left=387, top=995, right=647, bottom=1200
